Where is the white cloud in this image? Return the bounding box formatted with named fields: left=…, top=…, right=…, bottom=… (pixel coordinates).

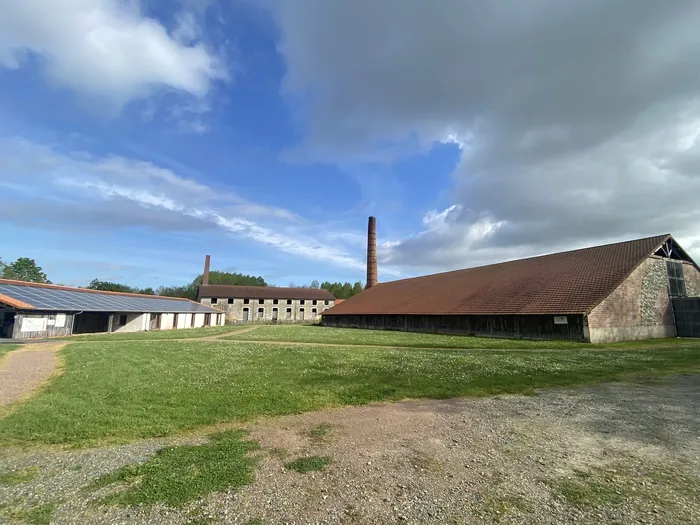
left=0, top=0, right=226, bottom=105
left=0, top=137, right=369, bottom=272
left=274, top=0, right=700, bottom=268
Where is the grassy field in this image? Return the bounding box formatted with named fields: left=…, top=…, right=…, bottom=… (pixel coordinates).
left=224, top=325, right=602, bottom=349
left=0, top=345, right=18, bottom=361
left=65, top=324, right=249, bottom=341
left=1, top=338, right=699, bottom=446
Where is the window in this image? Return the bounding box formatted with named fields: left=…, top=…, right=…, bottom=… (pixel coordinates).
left=324, top=300, right=329, bottom=305
left=243, top=298, right=250, bottom=305
left=312, top=308, right=317, bottom=318
left=257, top=307, right=264, bottom=319
left=287, top=299, right=292, bottom=305
left=173, top=313, right=179, bottom=329
left=242, top=308, right=249, bottom=321
left=667, top=261, right=687, bottom=297
left=228, top=298, right=234, bottom=304
left=118, top=314, right=127, bottom=326
left=299, top=308, right=305, bottom=320
left=300, top=299, right=305, bottom=305
left=272, top=308, right=278, bottom=320
left=273, top=299, right=279, bottom=305
left=286, top=308, right=292, bottom=318
left=211, top=298, right=218, bottom=305
left=204, top=313, right=212, bottom=326
left=190, top=314, right=196, bottom=328
left=312, top=300, right=317, bottom=305
left=259, top=299, right=265, bottom=304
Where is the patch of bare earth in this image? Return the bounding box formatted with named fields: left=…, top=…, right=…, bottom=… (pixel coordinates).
left=1, top=376, right=699, bottom=524
left=0, top=343, right=65, bottom=407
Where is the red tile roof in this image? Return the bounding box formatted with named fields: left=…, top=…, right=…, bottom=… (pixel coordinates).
left=323, top=234, right=672, bottom=316
left=198, top=285, right=336, bottom=301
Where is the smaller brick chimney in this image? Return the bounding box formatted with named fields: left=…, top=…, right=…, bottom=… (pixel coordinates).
left=366, top=216, right=378, bottom=289
left=203, top=255, right=211, bottom=285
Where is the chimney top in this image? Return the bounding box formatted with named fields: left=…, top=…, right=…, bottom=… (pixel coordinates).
left=203, top=254, right=211, bottom=285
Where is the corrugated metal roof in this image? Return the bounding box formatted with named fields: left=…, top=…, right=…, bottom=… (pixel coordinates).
left=0, top=279, right=222, bottom=313
left=323, top=234, right=672, bottom=316
left=198, top=285, right=336, bottom=301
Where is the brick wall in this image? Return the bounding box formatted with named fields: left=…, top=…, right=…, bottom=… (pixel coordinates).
left=587, top=257, right=675, bottom=343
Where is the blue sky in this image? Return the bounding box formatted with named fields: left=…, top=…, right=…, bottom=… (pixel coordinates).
left=1, top=1, right=700, bottom=289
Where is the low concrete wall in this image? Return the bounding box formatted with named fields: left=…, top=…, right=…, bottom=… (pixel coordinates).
left=588, top=325, right=676, bottom=344
left=111, top=313, right=148, bottom=333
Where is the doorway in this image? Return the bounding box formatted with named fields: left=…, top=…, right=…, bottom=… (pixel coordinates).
left=150, top=313, right=161, bottom=331
left=73, top=312, right=110, bottom=334
left=0, top=311, right=16, bottom=338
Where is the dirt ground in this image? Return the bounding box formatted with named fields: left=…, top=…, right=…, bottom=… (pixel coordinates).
left=1, top=375, right=699, bottom=524
left=0, top=343, right=65, bottom=407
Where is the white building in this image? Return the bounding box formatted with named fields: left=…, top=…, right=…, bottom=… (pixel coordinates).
left=0, top=279, right=225, bottom=340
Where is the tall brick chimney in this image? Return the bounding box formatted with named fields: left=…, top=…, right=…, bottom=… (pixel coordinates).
left=366, top=216, right=378, bottom=289
left=203, top=255, right=211, bottom=285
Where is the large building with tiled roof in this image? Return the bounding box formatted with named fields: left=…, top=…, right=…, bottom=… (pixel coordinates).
left=323, top=219, right=700, bottom=343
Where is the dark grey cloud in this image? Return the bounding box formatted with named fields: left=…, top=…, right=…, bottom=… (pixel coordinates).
left=274, top=0, right=700, bottom=270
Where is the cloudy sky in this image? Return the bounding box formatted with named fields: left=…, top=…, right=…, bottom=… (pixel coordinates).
left=1, top=0, right=699, bottom=288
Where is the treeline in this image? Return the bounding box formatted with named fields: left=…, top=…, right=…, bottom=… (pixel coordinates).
left=2, top=256, right=364, bottom=300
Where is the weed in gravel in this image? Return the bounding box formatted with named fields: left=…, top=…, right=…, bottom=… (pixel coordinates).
left=89, top=430, right=260, bottom=507
left=481, top=494, right=532, bottom=520
left=0, top=466, right=40, bottom=485
left=0, top=501, right=58, bottom=525
left=546, top=469, right=630, bottom=507
left=268, top=447, right=289, bottom=459
left=306, top=422, right=333, bottom=443
left=285, top=456, right=331, bottom=473
left=68, top=464, right=83, bottom=471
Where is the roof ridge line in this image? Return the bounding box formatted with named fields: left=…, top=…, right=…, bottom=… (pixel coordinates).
left=0, top=278, right=189, bottom=301
left=380, top=233, right=671, bottom=286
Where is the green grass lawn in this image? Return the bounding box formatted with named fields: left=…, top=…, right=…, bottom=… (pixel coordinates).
left=65, top=324, right=248, bottom=341
left=224, top=325, right=594, bottom=349
left=1, top=339, right=699, bottom=446
left=0, top=345, right=18, bottom=361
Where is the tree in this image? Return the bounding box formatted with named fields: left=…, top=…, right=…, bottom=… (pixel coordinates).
left=310, top=280, right=320, bottom=289
left=87, top=279, right=157, bottom=295
left=1, top=257, right=51, bottom=283
left=87, top=279, right=134, bottom=293
left=159, top=271, right=268, bottom=300
left=352, top=281, right=363, bottom=296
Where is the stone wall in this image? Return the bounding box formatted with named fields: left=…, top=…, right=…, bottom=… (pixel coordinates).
left=201, top=296, right=334, bottom=323
left=587, top=257, right=675, bottom=343
left=683, top=262, right=700, bottom=297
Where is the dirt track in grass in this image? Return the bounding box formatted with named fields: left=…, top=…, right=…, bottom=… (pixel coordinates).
left=0, top=342, right=66, bottom=407
left=1, top=375, right=698, bottom=524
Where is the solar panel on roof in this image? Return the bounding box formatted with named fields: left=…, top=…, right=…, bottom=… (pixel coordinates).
left=0, top=283, right=218, bottom=313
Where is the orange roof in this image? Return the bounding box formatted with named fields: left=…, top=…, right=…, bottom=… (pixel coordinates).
left=0, top=292, right=35, bottom=309
left=324, top=234, right=676, bottom=317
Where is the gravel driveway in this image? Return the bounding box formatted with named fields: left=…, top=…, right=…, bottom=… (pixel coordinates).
left=1, top=375, right=698, bottom=524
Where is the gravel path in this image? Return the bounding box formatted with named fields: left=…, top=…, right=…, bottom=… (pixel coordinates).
left=1, top=375, right=698, bottom=524
left=0, top=343, right=65, bottom=407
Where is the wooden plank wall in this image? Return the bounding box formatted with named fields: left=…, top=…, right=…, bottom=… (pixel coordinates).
left=11, top=312, right=75, bottom=340
left=324, top=314, right=587, bottom=341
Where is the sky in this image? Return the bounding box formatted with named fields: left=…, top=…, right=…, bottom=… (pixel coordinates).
left=1, top=0, right=699, bottom=289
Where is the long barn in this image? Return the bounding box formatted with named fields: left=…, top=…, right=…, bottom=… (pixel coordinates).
left=323, top=220, right=700, bottom=343
left=0, top=279, right=225, bottom=340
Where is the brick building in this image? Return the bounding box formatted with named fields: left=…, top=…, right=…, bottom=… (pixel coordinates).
left=199, top=285, right=336, bottom=323
left=323, top=225, right=700, bottom=343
